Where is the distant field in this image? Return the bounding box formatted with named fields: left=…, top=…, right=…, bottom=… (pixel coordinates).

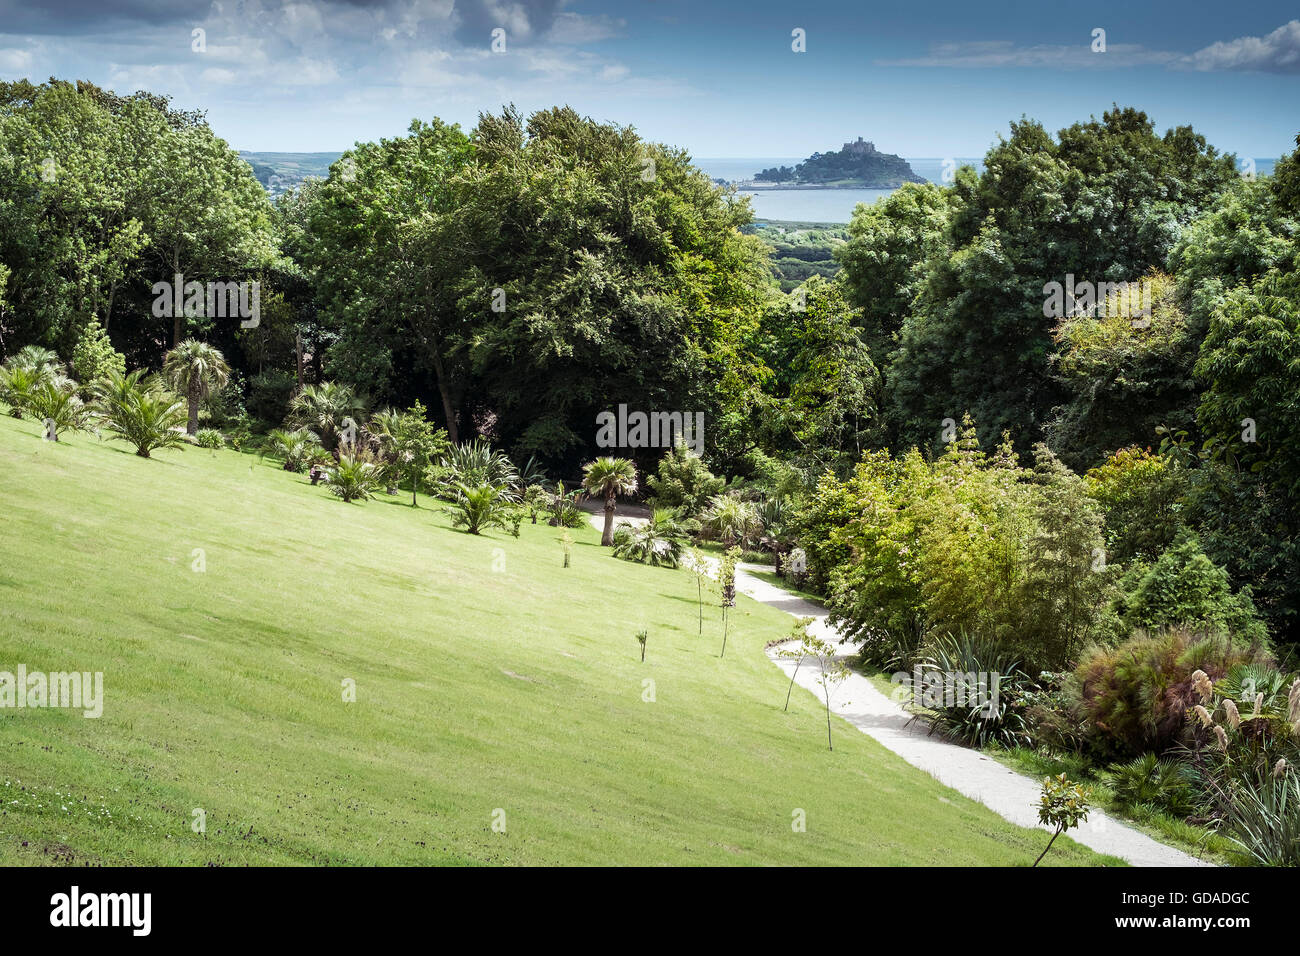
left=0, top=414, right=1116, bottom=866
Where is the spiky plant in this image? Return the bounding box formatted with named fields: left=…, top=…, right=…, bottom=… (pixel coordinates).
left=325, top=451, right=382, bottom=503
left=445, top=482, right=510, bottom=534
left=162, top=340, right=230, bottom=435
left=26, top=378, right=86, bottom=440
left=582, top=456, right=638, bottom=546
left=701, top=494, right=762, bottom=550
left=437, top=438, right=520, bottom=499
left=92, top=371, right=187, bottom=458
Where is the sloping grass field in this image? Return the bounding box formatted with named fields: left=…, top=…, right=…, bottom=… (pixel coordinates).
left=0, top=414, right=1118, bottom=865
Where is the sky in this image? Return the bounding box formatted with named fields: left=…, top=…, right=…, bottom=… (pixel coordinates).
left=1, top=0, right=1297, bottom=160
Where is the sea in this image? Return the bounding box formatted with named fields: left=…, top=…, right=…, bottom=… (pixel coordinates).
left=695, top=156, right=1279, bottom=225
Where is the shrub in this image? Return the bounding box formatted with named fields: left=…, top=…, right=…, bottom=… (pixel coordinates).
left=194, top=428, right=225, bottom=449
left=1219, top=772, right=1300, bottom=866
left=70, top=319, right=125, bottom=386
left=266, top=427, right=327, bottom=472
left=435, top=438, right=520, bottom=499
left=246, top=369, right=297, bottom=424
left=910, top=631, right=1031, bottom=749
left=1106, top=753, right=1200, bottom=818
left=1120, top=532, right=1269, bottom=645
left=91, top=370, right=188, bottom=458
left=445, top=483, right=510, bottom=534
left=1084, top=447, right=1186, bottom=563
left=25, top=378, right=85, bottom=440
left=645, top=441, right=724, bottom=515
left=325, top=451, right=382, bottom=503
left=612, top=509, right=687, bottom=568
left=1074, top=626, right=1260, bottom=759
left=700, top=495, right=761, bottom=549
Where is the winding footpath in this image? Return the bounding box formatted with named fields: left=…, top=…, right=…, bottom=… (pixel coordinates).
left=592, top=512, right=1210, bottom=867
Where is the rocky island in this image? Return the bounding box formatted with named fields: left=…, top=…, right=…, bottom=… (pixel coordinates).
left=749, top=137, right=925, bottom=188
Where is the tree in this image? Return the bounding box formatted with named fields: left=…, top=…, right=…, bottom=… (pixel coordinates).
left=445, top=483, right=510, bottom=535
left=368, top=400, right=449, bottom=506
left=1034, top=774, right=1091, bottom=866
left=779, top=617, right=817, bottom=711
left=611, top=509, right=687, bottom=568
left=719, top=546, right=740, bottom=657
left=645, top=441, right=724, bottom=517
left=163, top=340, right=230, bottom=435
left=582, top=456, right=638, bottom=546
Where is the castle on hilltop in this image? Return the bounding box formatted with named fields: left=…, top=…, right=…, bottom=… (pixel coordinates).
left=842, top=137, right=878, bottom=156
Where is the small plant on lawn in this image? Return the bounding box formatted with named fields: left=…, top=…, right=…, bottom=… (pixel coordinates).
left=368, top=401, right=449, bottom=506
left=194, top=428, right=225, bottom=449
left=326, top=451, right=382, bottom=503
left=811, top=635, right=851, bottom=750
left=560, top=530, right=573, bottom=567
left=780, top=617, right=817, bottom=712
left=1034, top=773, right=1091, bottom=866
left=685, top=547, right=710, bottom=635
left=446, top=482, right=510, bottom=534
left=636, top=629, right=648, bottom=662
left=718, top=546, right=739, bottom=657
left=546, top=481, right=588, bottom=528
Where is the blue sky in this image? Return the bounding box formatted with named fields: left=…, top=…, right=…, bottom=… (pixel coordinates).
left=1, top=0, right=1296, bottom=160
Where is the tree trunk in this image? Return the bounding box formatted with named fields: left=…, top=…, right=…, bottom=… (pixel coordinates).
left=295, top=330, right=304, bottom=391
left=601, top=494, right=616, bottom=546
left=784, top=656, right=803, bottom=712
left=430, top=349, right=459, bottom=445
left=1033, top=827, right=1062, bottom=867
left=187, top=380, right=200, bottom=435
left=171, top=250, right=182, bottom=347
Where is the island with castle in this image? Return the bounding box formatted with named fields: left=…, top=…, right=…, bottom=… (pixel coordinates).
left=750, top=137, right=925, bottom=188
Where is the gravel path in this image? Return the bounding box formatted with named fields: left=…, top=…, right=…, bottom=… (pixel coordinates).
left=589, top=512, right=1211, bottom=866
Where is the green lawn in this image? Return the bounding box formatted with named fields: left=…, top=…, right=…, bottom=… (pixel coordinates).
left=0, top=414, right=1119, bottom=865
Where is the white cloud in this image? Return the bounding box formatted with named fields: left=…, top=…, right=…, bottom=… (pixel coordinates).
left=880, top=21, right=1300, bottom=74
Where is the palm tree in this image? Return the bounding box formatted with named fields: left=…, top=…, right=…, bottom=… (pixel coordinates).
left=92, top=370, right=187, bottom=458
left=582, top=456, right=638, bottom=546
left=0, top=346, right=63, bottom=418
left=445, top=482, right=509, bottom=534
left=266, top=427, right=324, bottom=472
left=162, top=340, right=230, bottom=435
left=287, top=381, right=367, bottom=452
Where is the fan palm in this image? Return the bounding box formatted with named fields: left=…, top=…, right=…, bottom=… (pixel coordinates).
left=266, top=427, right=325, bottom=472
left=582, top=456, right=638, bottom=546
left=325, top=451, right=382, bottom=503
left=612, top=509, right=687, bottom=568
left=287, top=381, right=367, bottom=452
left=0, top=346, right=63, bottom=417
left=162, top=340, right=230, bottom=435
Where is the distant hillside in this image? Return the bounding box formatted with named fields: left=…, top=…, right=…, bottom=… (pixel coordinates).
left=238, top=150, right=343, bottom=198
left=755, top=138, right=924, bottom=188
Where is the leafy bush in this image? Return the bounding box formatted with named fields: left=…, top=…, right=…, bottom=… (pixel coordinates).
left=70, top=319, right=125, bottom=385
left=246, top=369, right=297, bottom=424
left=910, top=631, right=1031, bottom=749
left=1120, top=532, right=1268, bottom=645
left=645, top=441, right=724, bottom=515
left=433, top=438, right=520, bottom=500
left=25, top=377, right=85, bottom=439
left=194, top=428, right=225, bottom=449
left=700, top=494, right=762, bottom=549
left=1084, top=447, right=1186, bottom=563
left=266, top=427, right=327, bottom=472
